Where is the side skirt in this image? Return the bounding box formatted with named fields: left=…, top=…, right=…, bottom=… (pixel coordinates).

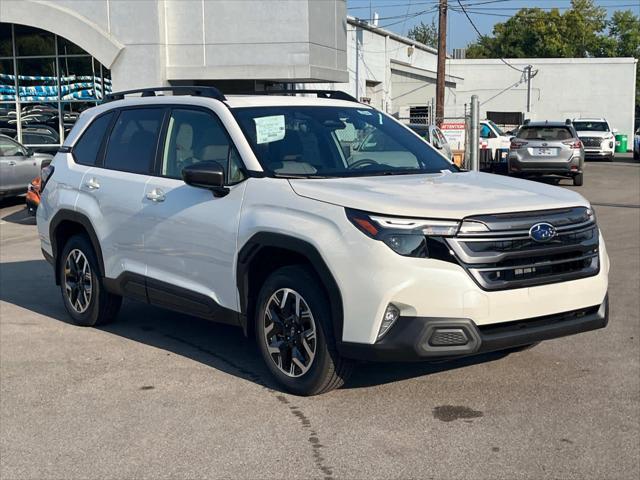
left=103, top=272, right=240, bottom=327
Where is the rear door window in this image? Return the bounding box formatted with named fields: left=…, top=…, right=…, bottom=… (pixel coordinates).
left=104, top=108, right=164, bottom=174
left=73, top=112, right=114, bottom=166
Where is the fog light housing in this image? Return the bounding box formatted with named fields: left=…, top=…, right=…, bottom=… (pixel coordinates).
left=377, top=304, right=400, bottom=341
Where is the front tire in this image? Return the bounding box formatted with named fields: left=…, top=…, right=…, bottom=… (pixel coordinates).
left=255, top=265, right=352, bottom=396
left=59, top=235, right=122, bottom=326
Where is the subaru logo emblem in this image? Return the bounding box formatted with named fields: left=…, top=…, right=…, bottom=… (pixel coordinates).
left=529, top=222, right=556, bottom=243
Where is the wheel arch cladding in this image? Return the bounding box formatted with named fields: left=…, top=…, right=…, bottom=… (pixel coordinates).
left=237, top=232, right=344, bottom=341
left=49, top=210, right=105, bottom=285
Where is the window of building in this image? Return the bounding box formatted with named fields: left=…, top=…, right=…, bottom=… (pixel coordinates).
left=104, top=109, right=163, bottom=174
left=0, top=22, right=112, bottom=151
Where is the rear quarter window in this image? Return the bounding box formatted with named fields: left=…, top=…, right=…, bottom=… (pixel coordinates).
left=73, top=112, right=114, bottom=166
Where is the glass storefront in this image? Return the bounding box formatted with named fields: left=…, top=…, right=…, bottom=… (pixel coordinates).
left=0, top=23, right=112, bottom=152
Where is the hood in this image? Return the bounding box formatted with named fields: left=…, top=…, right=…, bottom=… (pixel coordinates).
left=289, top=171, right=589, bottom=219
left=577, top=131, right=613, bottom=138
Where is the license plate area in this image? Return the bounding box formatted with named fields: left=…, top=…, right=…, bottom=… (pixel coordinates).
left=534, top=147, right=556, bottom=156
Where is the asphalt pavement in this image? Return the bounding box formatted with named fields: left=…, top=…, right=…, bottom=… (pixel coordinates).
left=1, top=158, right=638, bottom=479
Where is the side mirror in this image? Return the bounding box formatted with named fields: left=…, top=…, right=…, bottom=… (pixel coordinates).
left=182, top=161, right=229, bottom=197
left=612, top=128, right=618, bottom=134
left=26, top=147, right=34, bottom=156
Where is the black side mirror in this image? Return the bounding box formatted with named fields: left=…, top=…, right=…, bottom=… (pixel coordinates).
left=26, top=147, right=34, bottom=156
left=182, top=161, right=229, bottom=197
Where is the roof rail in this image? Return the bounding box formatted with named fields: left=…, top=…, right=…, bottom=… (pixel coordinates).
left=103, top=86, right=226, bottom=103
left=252, top=89, right=359, bottom=103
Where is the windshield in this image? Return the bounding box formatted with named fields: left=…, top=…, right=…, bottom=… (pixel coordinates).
left=232, top=106, right=456, bottom=178
left=573, top=121, right=609, bottom=132
left=518, top=126, right=574, bottom=141
left=488, top=120, right=505, bottom=136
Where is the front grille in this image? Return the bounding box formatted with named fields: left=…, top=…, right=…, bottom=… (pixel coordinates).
left=447, top=207, right=600, bottom=290
left=581, top=137, right=602, bottom=147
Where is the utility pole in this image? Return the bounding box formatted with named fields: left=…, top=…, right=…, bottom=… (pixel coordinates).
left=525, top=65, right=532, bottom=113
left=469, top=95, right=480, bottom=171
left=435, top=0, right=447, bottom=126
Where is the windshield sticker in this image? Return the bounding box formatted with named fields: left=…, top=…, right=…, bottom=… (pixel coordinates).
left=357, top=110, right=373, bottom=116
left=255, top=115, right=286, bottom=144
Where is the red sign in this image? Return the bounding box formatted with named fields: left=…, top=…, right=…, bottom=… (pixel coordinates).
left=441, top=122, right=465, bottom=130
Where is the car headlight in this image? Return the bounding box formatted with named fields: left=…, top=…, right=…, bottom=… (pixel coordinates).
left=346, top=209, right=459, bottom=257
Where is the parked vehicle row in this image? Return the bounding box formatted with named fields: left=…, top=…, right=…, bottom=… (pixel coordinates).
left=36, top=87, right=609, bottom=395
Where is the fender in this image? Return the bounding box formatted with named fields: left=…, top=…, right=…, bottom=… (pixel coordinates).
left=49, top=209, right=105, bottom=283
left=237, top=232, right=344, bottom=341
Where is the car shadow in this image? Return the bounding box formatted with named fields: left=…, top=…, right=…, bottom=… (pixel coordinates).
left=1, top=205, right=35, bottom=225
left=1, top=258, right=512, bottom=393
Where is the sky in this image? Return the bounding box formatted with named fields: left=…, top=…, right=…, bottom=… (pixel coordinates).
left=346, top=0, right=640, bottom=51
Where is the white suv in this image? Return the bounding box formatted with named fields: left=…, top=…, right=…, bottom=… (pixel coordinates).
left=572, top=118, right=616, bottom=161
left=37, top=87, right=609, bottom=395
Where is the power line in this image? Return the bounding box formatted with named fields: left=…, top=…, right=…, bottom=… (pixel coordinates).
left=454, top=0, right=528, bottom=72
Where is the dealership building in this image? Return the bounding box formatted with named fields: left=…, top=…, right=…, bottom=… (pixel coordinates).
left=0, top=0, right=636, bottom=150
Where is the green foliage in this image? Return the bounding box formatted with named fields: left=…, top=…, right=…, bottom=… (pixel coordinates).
left=407, top=20, right=438, bottom=49
left=465, top=0, right=640, bottom=103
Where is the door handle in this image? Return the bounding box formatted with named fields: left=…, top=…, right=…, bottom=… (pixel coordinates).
left=146, top=188, right=166, bottom=203
left=84, top=178, right=100, bottom=190
left=8, top=161, right=16, bottom=166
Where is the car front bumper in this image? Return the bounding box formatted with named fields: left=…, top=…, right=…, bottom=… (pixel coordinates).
left=584, top=149, right=614, bottom=159
left=338, top=296, right=608, bottom=362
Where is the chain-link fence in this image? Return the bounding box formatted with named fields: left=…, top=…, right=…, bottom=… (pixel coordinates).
left=396, top=112, right=511, bottom=173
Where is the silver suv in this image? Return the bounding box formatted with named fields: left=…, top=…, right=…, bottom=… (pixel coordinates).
left=508, top=121, right=585, bottom=186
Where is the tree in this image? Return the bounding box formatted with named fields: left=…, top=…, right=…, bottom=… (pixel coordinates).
left=407, top=21, right=438, bottom=49
left=465, top=1, right=615, bottom=58
left=464, top=0, right=640, bottom=104
left=608, top=10, right=640, bottom=104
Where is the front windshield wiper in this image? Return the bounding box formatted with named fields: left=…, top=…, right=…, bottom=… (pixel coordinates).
left=344, top=169, right=448, bottom=177
left=272, top=173, right=335, bottom=179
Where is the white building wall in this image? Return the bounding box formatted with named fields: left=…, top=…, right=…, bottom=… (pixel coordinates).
left=1, top=0, right=348, bottom=91
left=303, top=18, right=453, bottom=117
left=446, top=58, right=637, bottom=140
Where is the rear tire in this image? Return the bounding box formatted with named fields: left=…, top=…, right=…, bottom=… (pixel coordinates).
left=59, top=235, right=122, bottom=326
left=573, top=173, right=584, bottom=186
left=255, top=265, right=352, bottom=396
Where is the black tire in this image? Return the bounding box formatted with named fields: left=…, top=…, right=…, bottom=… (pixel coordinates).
left=255, top=265, right=352, bottom=396
left=59, top=234, right=122, bottom=326
left=573, top=172, right=584, bottom=186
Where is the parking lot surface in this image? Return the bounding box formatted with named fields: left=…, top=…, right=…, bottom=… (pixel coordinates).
left=1, top=160, right=639, bottom=480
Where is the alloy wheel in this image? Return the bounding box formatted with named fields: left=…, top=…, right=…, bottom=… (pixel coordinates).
left=64, top=249, right=93, bottom=314
left=262, top=288, right=317, bottom=378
